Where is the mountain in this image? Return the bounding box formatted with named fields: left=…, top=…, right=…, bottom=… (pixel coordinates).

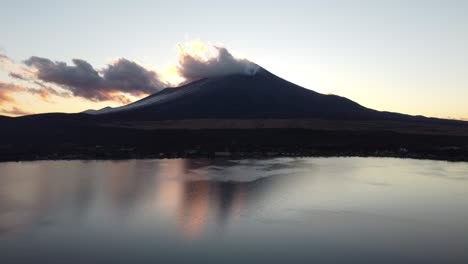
left=86, top=67, right=417, bottom=122
left=1, top=66, right=468, bottom=162
left=7, top=67, right=462, bottom=124
left=82, top=106, right=114, bottom=115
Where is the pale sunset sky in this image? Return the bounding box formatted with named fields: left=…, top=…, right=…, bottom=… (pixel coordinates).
left=0, top=0, right=467, bottom=119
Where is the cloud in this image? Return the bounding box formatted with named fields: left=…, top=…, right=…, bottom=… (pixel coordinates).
left=0, top=53, right=15, bottom=72
left=0, top=81, right=65, bottom=104
left=24, top=57, right=166, bottom=103
left=6, top=71, right=72, bottom=101
left=0, top=82, right=24, bottom=104
left=32, top=81, right=71, bottom=99
left=1, top=53, right=71, bottom=103
left=0, top=53, right=35, bottom=79
left=1, top=41, right=259, bottom=109
left=176, top=41, right=259, bottom=81
left=8, top=72, right=29, bottom=81
left=0, top=106, right=32, bottom=116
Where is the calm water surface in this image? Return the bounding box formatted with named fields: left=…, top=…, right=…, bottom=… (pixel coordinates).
left=0, top=157, right=467, bottom=263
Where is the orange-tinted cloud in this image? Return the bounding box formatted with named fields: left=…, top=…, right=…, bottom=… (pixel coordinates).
left=1, top=53, right=72, bottom=105
left=2, top=42, right=261, bottom=108
left=0, top=53, right=35, bottom=79
left=24, top=57, right=165, bottom=103
left=0, top=82, right=25, bottom=104
left=0, top=81, right=68, bottom=106
left=0, top=106, right=33, bottom=116
left=2, top=52, right=138, bottom=105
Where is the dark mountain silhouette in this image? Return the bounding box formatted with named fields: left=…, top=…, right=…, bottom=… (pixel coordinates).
left=85, top=68, right=425, bottom=122
left=2, top=67, right=464, bottom=124
left=1, top=66, right=467, bottom=162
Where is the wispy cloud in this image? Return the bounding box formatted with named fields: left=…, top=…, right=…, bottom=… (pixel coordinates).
left=0, top=82, right=24, bottom=104
left=1, top=53, right=73, bottom=107
left=8, top=72, right=29, bottom=81
left=0, top=53, right=35, bottom=79
left=0, top=106, right=33, bottom=116
left=0, top=81, right=67, bottom=104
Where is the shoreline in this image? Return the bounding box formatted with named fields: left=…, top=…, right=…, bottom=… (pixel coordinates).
left=2, top=127, right=468, bottom=163
left=1, top=150, right=467, bottom=163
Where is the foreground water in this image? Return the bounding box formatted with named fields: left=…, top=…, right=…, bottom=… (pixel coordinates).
left=0, top=157, right=467, bottom=263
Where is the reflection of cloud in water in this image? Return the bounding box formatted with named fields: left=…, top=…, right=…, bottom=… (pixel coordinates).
left=1, top=158, right=468, bottom=263
left=178, top=181, right=211, bottom=238
left=155, top=159, right=283, bottom=238
left=0, top=159, right=295, bottom=237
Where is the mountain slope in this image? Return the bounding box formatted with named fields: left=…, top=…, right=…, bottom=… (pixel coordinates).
left=5, top=67, right=465, bottom=125
left=93, top=68, right=400, bottom=121
left=1, top=67, right=468, bottom=162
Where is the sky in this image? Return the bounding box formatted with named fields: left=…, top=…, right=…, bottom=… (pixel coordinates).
left=0, top=0, right=467, bottom=119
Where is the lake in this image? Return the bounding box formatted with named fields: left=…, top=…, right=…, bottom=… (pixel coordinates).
left=0, top=157, right=467, bottom=263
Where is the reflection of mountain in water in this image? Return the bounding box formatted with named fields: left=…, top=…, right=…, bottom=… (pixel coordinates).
left=0, top=159, right=300, bottom=237
left=149, top=159, right=289, bottom=238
